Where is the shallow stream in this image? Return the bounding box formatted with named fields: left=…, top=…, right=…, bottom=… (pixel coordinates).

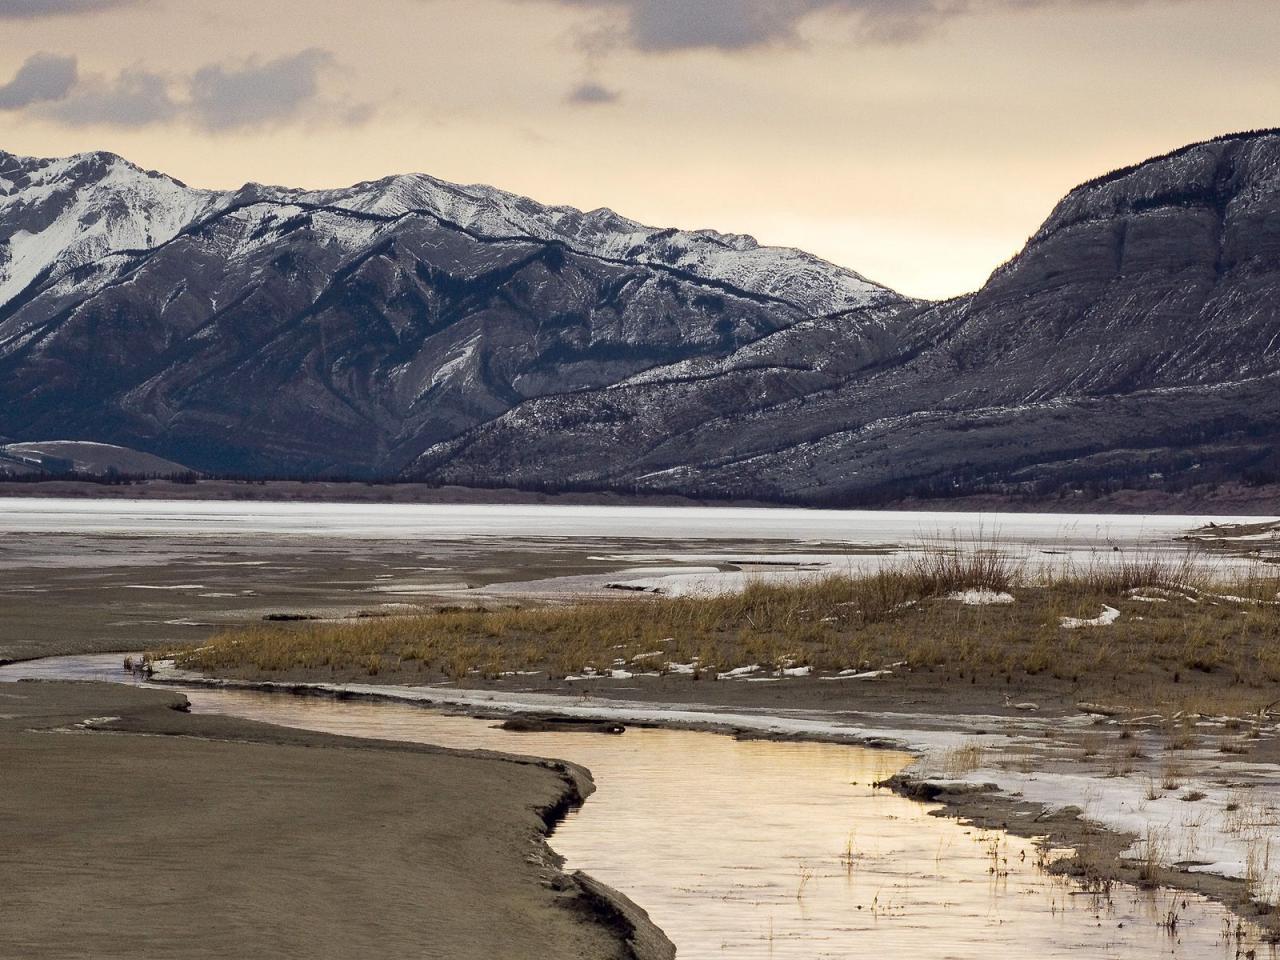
left=4, top=654, right=1272, bottom=959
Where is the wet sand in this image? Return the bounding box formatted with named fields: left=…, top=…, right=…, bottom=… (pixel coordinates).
left=122, top=660, right=1280, bottom=940
left=0, top=531, right=618, bottom=662
left=0, top=680, right=671, bottom=960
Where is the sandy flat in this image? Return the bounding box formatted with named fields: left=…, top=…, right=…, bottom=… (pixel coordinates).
left=0, top=681, right=654, bottom=960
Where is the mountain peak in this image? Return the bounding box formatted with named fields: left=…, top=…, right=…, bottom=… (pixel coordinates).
left=981, top=129, right=1280, bottom=290
left=0, top=148, right=219, bottom=307
left=0, top=148, right=902, bottom=316
left=1072, top=127, right=1280, bottom=196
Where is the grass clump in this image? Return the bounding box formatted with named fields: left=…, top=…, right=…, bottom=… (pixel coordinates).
left=156, top=547, right=1280, bottom=716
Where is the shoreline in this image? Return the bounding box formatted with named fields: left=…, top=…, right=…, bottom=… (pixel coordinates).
left=132, top=660, right=1280, bottom=939
left=880, top=771, right=1272, bottom=936
left=0, top=677, right=674, bottom=960
left=3, top=477, right=1279, bottom=515
left=0, top=479, right=771, bottom=509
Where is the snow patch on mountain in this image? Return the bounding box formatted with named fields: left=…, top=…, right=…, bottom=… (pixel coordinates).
left=0, top=148, right=900, bottom=317
left=0, top=151, right=221, bottom=308
left=429, top=334, right=482, bottom=390
left=302, top=172, right=896, bottom=314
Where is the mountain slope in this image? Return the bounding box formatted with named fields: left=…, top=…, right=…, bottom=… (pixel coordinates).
left=4, top=132, right=1278, bottom=501
left=0, top=151, right=219, bottom=310
left=0, top=150, right=904, bottom=476
left=415, top=129, right=1280, bottom=501
left=0, top=440, right=191, bottom=476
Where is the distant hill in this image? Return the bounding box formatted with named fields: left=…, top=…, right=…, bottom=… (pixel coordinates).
left=0, top=441, right=192, bottom=477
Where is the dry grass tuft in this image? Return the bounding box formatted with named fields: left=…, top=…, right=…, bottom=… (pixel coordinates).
left=155, top=545, right=1280, bottom=718
left=938, top=741, right=986, bottom=778
left=1045, top=552, right=1204, bottom=597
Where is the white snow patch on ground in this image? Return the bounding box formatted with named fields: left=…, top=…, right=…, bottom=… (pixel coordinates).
left=1060, top=605, right=1121, bottom=628
left=820, top=668, right=896, bottom=681
left=948, top=589, right=1015, bottom=605
left=427, top=334, right=481, bottom=391
left=565, top=669, right=634, bottom=681
left=1209, top=593, right=1280, bottom=607
left=607, top=568, right=832, bottom=597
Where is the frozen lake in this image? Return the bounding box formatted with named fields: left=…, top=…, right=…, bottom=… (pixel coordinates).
left=0, top=497, right=1261, bottom=542
left=2, top=496, right=1273, bottom=661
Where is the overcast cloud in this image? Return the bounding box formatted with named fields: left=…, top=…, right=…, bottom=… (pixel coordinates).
left=48, top=67, right=176, bottom=126
left=0, top=0, right=133, bottom=18
left=539, top=0, right=1185, bottom=51
left=0, top=52, right=77, bottom=109
left=565, top=81, right=620, bottom=105
left=189, top=50, right=335, bottom=131
left=0, top=48, right=359, bottom=131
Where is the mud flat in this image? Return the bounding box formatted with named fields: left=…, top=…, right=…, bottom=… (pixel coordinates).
left=0, top=680, right=671, bottom=960
left=123, top=657, right=1280, bottom=944
left=3, top=496, right=1266, bottom=664
left=12, top=657, right=1280, bottom=958
left=7, top=498, right=1280, bottom=953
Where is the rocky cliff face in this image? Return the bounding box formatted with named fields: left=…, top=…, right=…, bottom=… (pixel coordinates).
left=3, top=131, right=1278, bottom=500
left=417, top=130, right=1280, bottom=501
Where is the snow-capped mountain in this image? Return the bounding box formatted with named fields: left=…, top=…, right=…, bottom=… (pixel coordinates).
left=0, top=149, right=897, bottom=317
left=0, top=147, right=907, bottom=478
left=302, top=173, right=898, bottom=316
left=3, top=131, right=1279, bottom=502
left=0, top=151, right=219, bottom=309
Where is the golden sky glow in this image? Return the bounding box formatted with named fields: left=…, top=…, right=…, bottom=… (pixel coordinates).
left=1, top=0, right=1277, bottom=298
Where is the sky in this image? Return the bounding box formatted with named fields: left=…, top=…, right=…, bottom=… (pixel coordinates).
left=0, top=0, right=1276, bottom=299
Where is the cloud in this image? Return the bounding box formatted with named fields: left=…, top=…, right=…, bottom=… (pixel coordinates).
left=0, top=52, right=78, bottom=109
left=189, top=49, right=335, bottom=131
left=49, top=67, right=177, bottom=127
left=565, top=81, right=620, bottom=105
left=540, top=0, right=1186, bottom=52
left=7, top=48, right=369, bottom=132
left=0, top=0, right=134, bottom=18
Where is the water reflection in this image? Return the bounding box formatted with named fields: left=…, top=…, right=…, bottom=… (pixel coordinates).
left=181, top=689, right=1271, bottom=960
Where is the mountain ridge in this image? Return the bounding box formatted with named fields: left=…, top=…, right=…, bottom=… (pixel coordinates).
left=0, top=148, right=898, bottom=319
left=3, top=130, right=1278, bottom=502
left=0, top=146, right=906, bottom=479
left=414, top=129, right=1280, bottom=502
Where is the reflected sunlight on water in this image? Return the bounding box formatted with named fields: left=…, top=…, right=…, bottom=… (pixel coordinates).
left=180, top=689, right=1271, bottom=960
